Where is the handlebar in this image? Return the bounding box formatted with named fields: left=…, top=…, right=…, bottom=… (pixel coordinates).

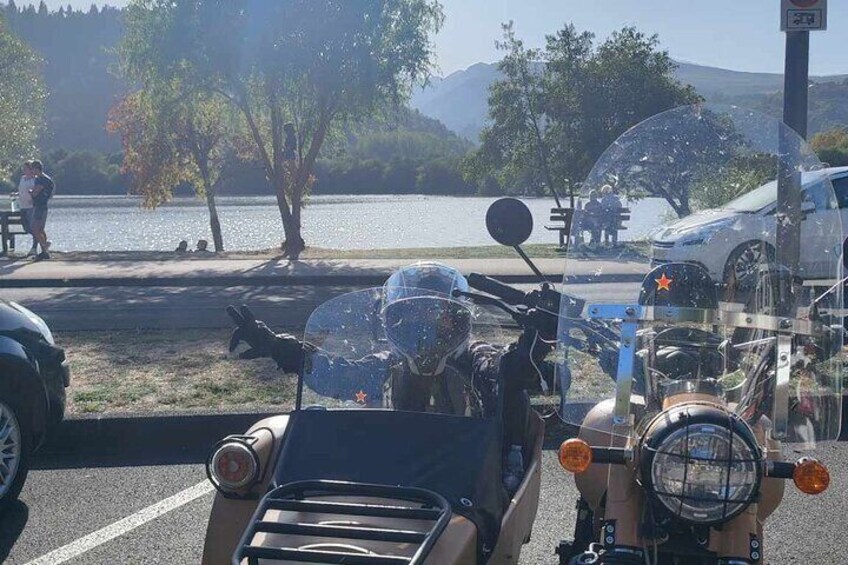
left=467, top=273, right=527, bottom=305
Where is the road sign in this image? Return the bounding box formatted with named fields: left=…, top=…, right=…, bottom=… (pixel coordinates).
left=781, top=0, right=827, bottom=31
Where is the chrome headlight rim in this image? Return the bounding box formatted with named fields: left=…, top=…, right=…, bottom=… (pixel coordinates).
left=639, top=404, right=762, bottom=526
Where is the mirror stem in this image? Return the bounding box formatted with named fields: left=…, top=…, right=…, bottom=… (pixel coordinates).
left=513, top=245, right=547, bottom=282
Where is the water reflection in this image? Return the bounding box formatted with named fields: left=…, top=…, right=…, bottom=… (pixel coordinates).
left=47, top=195, right=671, bottom=252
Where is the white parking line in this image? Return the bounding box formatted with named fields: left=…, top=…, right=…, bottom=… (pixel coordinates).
left=24, top=480, right=215, bottom=565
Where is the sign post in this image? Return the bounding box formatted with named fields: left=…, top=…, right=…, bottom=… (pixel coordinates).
left=776, top=0, right=826, bottom=316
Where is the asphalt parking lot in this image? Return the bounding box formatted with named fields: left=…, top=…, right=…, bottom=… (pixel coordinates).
left=2, top=439, right=848, bottom=564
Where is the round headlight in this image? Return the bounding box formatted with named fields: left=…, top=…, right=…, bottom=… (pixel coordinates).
left=208, top=439, right=259, bottom=492
left=640, top=405, right=762, bottom=525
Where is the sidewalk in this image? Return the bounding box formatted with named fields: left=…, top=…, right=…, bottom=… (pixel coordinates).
left=0, top=257, right=648, bottom=288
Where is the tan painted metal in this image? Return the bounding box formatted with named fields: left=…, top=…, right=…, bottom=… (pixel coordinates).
left=202, top=415, right=290, bottom=565
left=572, top=397, right=787, bottom=561
left=201, top=411, right=544, bottom=565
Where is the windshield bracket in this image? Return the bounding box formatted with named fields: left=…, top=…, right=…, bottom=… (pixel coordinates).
left=613, top=321, right=639, bottom=426
left=772, top=333, right=792, bottom=440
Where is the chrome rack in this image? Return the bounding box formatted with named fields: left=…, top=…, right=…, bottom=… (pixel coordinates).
left=233, top=480, right=451, bottom=565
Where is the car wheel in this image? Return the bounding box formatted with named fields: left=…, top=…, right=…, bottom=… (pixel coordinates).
left=0, top=395, right=32, bottom=512
left=723, top=240, right=775, bottom=299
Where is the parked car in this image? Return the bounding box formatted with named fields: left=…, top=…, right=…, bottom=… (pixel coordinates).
left=651, top=166, right=848, bottom=284
left=0, top=300, right=68, bottom=511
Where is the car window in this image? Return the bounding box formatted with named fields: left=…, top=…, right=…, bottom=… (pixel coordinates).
left=803, top=180, right=835, bottom=211
left=832, top=177, right=848, bottom=209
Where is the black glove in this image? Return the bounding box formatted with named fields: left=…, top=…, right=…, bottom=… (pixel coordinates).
left=227, top=305, right=304, bottom=373
left=501, top=332, right=554, bottom=393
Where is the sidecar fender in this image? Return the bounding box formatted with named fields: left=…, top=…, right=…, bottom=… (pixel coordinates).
left=201, top=414, right=290, bottom=565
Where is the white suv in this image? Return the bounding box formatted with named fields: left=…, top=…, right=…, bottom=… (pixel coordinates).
left=650, top=166, right=848, bottom=282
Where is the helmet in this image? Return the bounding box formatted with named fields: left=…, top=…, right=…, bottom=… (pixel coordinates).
left=382, top=263, right=472, bottom=376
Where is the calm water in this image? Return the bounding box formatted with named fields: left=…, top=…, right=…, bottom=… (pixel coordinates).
left=30, top=195, right=671, bottom=252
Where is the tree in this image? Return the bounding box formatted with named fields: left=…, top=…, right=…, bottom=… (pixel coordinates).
left=466, top=24, right=700, bottom=210
left=0, top=14, right=45, bottom=176
left=120, top=0, right=443, bottom=259
left=108, top=88, right=230, bottom=251
left=811, top=127, right=848, bottom=167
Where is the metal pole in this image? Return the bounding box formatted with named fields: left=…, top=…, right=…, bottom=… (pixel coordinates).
left=782, top=31, right=810, bottom=139
left=775, top=31, right=809, bottom=316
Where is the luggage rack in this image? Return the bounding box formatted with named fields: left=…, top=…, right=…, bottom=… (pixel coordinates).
left=233, top=480, right=452, bottom=565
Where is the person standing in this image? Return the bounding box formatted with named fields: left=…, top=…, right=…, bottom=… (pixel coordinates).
left=29, top=160, right=54, bottom=260
left=16, top=160, right=38, bottom=256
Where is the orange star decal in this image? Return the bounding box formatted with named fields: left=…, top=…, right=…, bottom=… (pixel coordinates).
left=355, top=390, right=368, bottom=404
left=655, top=273, right=673, bottom=291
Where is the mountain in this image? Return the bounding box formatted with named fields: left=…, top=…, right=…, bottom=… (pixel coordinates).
left=410, top=60, right=848, bottom=141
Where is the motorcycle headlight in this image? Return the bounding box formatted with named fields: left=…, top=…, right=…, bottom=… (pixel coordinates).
left=640, top=405, right=762, bottom=525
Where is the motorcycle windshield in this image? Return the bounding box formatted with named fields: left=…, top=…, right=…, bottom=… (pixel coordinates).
left=555, top=104, right=843, bottom=449
left=299, top=287, right=506, bottom=417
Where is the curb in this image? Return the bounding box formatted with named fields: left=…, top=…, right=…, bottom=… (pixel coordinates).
left=0, top=273, right=645, bottom=289
left=40, top=411, right=278, bottom=457
left=40, top=392, right=848, bottom=461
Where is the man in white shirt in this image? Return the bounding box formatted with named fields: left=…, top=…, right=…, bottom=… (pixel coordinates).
left=17, top=160, right=37, bottom=256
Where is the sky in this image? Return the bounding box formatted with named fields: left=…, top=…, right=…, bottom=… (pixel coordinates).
left=38, top=0, right=848, bottom=77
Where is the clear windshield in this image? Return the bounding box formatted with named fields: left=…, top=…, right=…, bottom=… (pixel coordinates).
left=299, top=287, right=507, bottom=417
left=555, top=105, right=843, bottom=449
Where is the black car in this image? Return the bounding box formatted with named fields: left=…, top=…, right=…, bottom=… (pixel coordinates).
left=0, top=299, right=68, bottom=510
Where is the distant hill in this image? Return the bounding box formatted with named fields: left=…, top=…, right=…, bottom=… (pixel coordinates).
left=410, top=60, right=848, bottom=141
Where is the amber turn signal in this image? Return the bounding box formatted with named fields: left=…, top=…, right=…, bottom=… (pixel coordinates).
left=793, top=457, right=830, bottom=495
left=559, top=438, right=593, bottom=473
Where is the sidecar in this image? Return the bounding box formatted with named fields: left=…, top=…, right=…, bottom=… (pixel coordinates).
left=201, top=288, right=543, bottom=565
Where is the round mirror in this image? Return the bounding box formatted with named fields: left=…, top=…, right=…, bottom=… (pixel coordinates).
left=485, top=198, right=534, bottom=247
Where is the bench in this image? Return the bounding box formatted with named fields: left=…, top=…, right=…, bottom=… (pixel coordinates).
left=0, top=210, right=27, bottom=255
left=546, top=206, right=631, bottom=249
left=545, top=207, right=575, bottom=249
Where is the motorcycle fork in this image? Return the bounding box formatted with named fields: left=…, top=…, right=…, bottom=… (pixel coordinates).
left=707, top=507, right=763, bottom=563
left=603, top=467, right=764, bottom=564
left=600, top=461, right=644, bottom=550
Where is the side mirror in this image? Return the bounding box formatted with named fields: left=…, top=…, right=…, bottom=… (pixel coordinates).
left=485, top=198, right=533, bottom=247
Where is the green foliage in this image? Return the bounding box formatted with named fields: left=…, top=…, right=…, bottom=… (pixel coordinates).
left=2, top=2, right=123, bottom=151
left=757, top=79, right=848, bottom=137
left=811, top=127, right=848, bottom=167
left=0, top=13, right=46, bottom=176
left=690, top=154, right=776, bottom=211
left=30, top=149, right=125, bottom=195
left=120, top=0, right=444, bottom=258
left=466, top=23, right=700, bottom=207
left=312, top=157, right=473, bottom=196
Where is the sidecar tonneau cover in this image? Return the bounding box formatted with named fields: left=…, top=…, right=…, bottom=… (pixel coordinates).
left=273, top=409, right=506, bottom=556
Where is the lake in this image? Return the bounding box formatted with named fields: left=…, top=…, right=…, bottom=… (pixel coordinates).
left=30, top=195, right=673, bottom=252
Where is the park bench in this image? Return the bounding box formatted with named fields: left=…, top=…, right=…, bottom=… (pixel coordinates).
left=0, top=210, right=27, bottom=255
left=546, top=206, right=631, bottom=249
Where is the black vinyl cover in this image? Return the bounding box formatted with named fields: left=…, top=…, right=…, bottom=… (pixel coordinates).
left=273, top=409, right=506, bottom=558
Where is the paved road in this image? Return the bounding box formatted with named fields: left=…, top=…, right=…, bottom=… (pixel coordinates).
left=2, top=443, right=847, bottom=564
left=4, top=282, right=640, bottom=331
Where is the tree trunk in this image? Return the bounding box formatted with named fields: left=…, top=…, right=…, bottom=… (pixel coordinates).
left=274, top=177, right=303, bottom=260
left=205, top=188, right=224, bottom=252
left=197, top=161, right=224, bottom=253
